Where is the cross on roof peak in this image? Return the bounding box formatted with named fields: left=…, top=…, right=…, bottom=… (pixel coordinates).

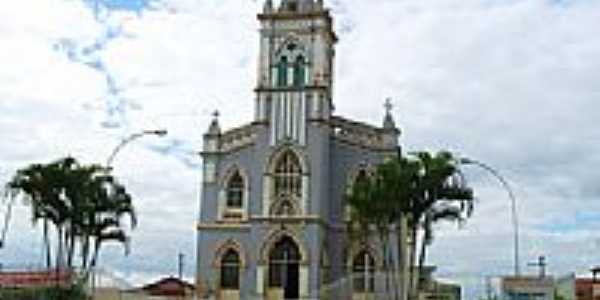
left=212, top=110, right=220, bottom=119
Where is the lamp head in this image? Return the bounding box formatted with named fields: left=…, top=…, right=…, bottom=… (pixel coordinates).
left=459, top=158, right=474, bottom=164
left=146, top=129, right=168, bottom=137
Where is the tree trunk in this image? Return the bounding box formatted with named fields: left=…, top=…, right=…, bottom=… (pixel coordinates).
left=379, top=230, right=390, bottom=300
left=67, top=228, right=76, bottom=269
left=417, top=227, right=428, bottom=293
left=397, top=217, right=409, bottom=300
left=389, top=242, right=399, bottom=300
left=81, top=235, right=90, bottom=270
left=408, top=225, right=418, bottom=300
left=43, top=220, right=52, bottom=269
left=56, top=226, right=64, bottom=272
left=88, top=239, right=102, bottom=300
left=90, top=239, right=102, bottom=270
left=398, top=215, right=409, bottom=300
left=384, top=237, right=391, bottom=300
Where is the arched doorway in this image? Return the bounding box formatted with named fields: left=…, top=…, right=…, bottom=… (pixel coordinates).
left=269, top=236, right=301, bottom=299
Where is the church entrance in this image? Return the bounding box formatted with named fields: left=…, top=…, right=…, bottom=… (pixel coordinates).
left=268, top=236, right=301, bottom=299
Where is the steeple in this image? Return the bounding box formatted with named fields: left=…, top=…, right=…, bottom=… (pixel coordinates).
left=255, top=0, right=337, bottom=146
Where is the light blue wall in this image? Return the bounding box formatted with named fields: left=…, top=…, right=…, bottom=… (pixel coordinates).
left=197, top=118, right=401, bottom=299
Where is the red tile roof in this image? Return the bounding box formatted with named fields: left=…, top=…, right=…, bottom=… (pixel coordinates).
left=138, top=277, right=195, bottom=296
left=0, top=270, right=72, bottom=288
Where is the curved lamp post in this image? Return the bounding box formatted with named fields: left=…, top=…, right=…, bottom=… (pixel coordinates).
left=92, top=128, right=167, bottom=293
left=459, top=158, right=521, bottom=277
left=106, top=129, right=168, bottom=168
left=0, top=195, right=14, bottom=250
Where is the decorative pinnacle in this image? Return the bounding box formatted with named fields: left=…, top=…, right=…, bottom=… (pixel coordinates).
left=212, top=110, right=220, bottom=119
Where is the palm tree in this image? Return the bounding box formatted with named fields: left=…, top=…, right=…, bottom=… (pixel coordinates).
left=5, top=157, right=136, bottom=277
left=6, top=158, right=77, bottom=269
left=86, top=174, right=137, bottom=274
left=5, top=163, right=52, bottom=268
left=346, top=160, right=413, bottom=300
left=404, top=151, right=473, bottom=297
left=346, top=151, right=475, bottom=300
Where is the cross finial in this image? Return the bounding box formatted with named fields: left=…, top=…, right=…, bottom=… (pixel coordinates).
left=384, top=97, right=393, bottom=115
left=212, top=110, right=220, bottom=119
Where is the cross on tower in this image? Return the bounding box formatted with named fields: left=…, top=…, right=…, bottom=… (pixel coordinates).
left=527, top=256, right=547, bottom=278
left=384, top=98, right=393, bottom=115
left=212, top=110, right=220, bottom=120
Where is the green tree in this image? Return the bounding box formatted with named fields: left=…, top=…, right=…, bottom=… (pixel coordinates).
left=403, top=151, right=474, bottom=298
left=346, top=163, right=397, bottom=299
left=86, top=174, right=136, bottom=273
left=5, top=157, right=136, bottom=278
left=346, top=151, right=474, bottom=300
left=6, top=158, right=78, bottom=270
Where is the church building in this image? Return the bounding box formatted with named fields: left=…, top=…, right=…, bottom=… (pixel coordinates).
left=196, top=1, right=403, bottom=299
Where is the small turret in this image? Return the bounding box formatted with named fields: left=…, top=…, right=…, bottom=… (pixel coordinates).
left=383, top=98, right=397, bottom=130
left=381, top=98, right=401, bottom=151
left=203, top=110, right=221, bottom=154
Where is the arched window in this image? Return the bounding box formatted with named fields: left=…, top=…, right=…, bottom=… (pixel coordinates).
left=277, top=56, right=288, bottom=87
left=353, top=250, right=375, bottom=293
left=293, top=55, right=305, bottom=87
left=274, top=151, right=303, bottom=199
left=220, top=249, right=240, bottom=290
left=226, top=171, right=244, bottom=209
left=269, top=236, right=301, bottom=288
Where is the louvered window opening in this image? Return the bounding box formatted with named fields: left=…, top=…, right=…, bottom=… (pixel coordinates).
left=274, top=152, right=302, bottom=199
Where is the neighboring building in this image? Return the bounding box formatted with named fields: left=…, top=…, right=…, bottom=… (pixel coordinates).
left=119, top=277, right=195, bottom=300
left=137, top=277, right=195, bottom=298
left=419, top=282, right=461, bottom=300
left=502, top=276, right=555, bottom=300
left=575, top=278, right=600, bottom=300
left=417, top=267, right=461, bottom=300
left=196, top=0, right=403, bottom=299
left=555, top=274, right=576, bottom=300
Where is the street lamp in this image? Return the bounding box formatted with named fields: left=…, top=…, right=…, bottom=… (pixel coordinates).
left=459, top=158, right=521, bottom=277
left=106, top=129, right=168, bottom=168
left=92, top=128, right=167, bottom=293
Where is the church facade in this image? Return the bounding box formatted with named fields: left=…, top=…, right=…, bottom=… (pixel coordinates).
left=196, top=1, right=403, bottom=299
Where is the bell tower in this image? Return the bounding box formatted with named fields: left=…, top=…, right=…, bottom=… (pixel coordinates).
left=254, top=0, right=337, bottom=146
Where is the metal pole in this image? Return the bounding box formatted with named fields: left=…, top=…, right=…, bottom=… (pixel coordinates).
left=460, top=158, right=520, bottom=277
left=93, top=129, right=167, bottom=298
left=178, top=253, right=184, bottom=280
left=105, top=129, right=167, bottom=168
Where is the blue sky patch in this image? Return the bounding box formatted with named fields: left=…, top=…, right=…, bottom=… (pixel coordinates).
left=537, top=212, right=600, bottom=233
left=83, top=0, right=161, bottom=18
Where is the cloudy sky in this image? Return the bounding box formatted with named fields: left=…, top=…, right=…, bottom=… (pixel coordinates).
left=1, top=0, right=599, bottom=298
